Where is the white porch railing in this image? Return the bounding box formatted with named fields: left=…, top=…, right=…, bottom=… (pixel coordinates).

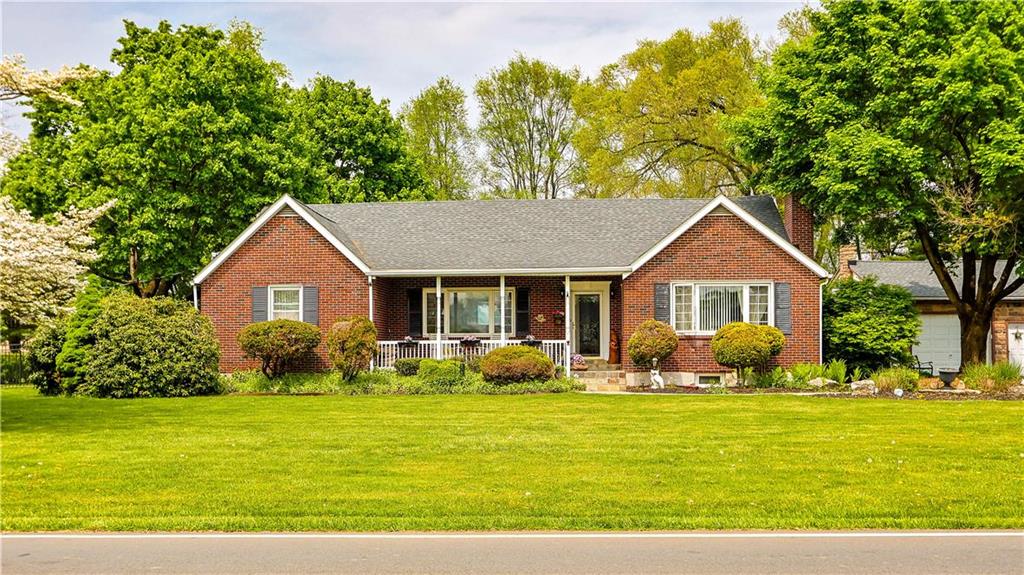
left=375, top=340, right=567, bottom=370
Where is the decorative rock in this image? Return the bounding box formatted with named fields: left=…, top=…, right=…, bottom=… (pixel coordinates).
left=850, top=379, right=877, bottom=395
left=808, top=377, right=838, bottom=388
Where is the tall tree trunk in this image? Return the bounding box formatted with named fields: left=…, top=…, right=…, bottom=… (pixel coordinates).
left=959, top=310, right=992, bottom=369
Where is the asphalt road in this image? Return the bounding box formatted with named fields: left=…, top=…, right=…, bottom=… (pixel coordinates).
left=3, top=532, right=1022, bottom=575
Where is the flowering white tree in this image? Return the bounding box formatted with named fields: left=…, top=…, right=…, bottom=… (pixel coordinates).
left=0, top=54, right=95, bottom=174
left=0, top=197, right=112, bottom=324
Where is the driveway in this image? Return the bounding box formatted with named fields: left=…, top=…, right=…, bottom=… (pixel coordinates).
left=3, top=532, right=1021, bottom=575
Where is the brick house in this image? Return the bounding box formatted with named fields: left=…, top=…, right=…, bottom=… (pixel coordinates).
left=193, top=194, right=828, bottom=385
left=844, top=260, right=1024, bottom=372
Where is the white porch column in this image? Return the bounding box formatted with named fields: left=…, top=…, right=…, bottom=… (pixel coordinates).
left=499, top=275, right=506, bottom=344
left=368, top=276, right=374, bottom=370
left=564, top=275, right=571, bottom=375
left=435, top=275, right=443, bottom=360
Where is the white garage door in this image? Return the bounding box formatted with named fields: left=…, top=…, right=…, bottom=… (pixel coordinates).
left=914, top=314, right=961, bottom=373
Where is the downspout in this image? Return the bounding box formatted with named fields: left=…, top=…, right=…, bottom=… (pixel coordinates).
left=368, top=276, right=375, bottom=370
left=192, top=284, right=199, bottom=311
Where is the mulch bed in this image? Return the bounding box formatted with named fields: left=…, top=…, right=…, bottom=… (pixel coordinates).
left=626, top=386, right=1024, bottom=400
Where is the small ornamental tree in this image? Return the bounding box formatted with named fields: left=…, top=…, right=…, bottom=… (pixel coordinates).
left=823, top=277, right=920, bottom=371
left=626, top=319, right=678, bottom=368
left=24, top=318, right=67, bottom=396
left=711, top=322, right=786, bottom=380
left=238, top=320, right=321, bottom=379
left=326, top=316, right=377, bottom=381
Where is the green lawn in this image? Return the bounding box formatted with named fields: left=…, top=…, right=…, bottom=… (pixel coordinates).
left=1, top=386, right=1021, bottom=531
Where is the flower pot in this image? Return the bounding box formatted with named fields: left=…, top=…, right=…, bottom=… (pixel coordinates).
left=938, top=369, right=958, bottom=388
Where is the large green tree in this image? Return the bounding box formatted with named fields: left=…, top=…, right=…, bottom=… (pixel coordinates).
left=574, top=19, right=764, bottom=198
left=400, top=77, right=474, bottom=200
left=2, top=21, right=307, bottom=297
left=285, top=75, right=427, bottom=203
left=738, top=0, right=1024, bottom=367
left=475, top=55, right=580, bottom=199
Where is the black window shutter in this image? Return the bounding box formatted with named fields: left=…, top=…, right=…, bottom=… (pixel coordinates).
left=774, top=282, right=792, bottom=335
left=653, top=283, right=670, bottom=324
left=515, top=287, right=530, bottom=337
left=408, top=288, right=423, bottom=337
left=252, top=286, right=268, bottom=323
left=302, top=286, right=319, bottom=326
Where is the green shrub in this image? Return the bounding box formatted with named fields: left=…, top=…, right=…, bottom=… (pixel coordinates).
left=479, top=345, right=555, bottom=384
left=80, top=294, right=221, bottom=398
left=962, top=362, right=1022, bottom=392
left=417, top=359, right=466, bottom=389
left=23, top=319, right=67, bottom=395
left=824, top=277, right=920, bottom=372
left=626, top=319, right=678, bottom=368
left=54, top=279, right=107, bottom=394
left=823, top=359, right=848, bottom=384
left=393, top=357, right=423, bottom=376
left=871, top=366, right=920, bottom=393
left=238, top=320, right=321, bottom=379
left=465, top=355, right=482, bottom=373
left=223, top=369, right=580, bottom=396
left=711, top=322, right=786, bottom=375
left=788, top=363, right=825, bottom=388
left=751, top=366, right=788, bottom=388
left=326, top=316, right=377, bottom=380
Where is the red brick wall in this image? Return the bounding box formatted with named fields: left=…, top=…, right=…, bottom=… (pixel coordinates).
left=200, top=212, right=369, bottom=372
left=621, top=214, right=822, bottom=373
left=784, top=193, right=815, bottom=257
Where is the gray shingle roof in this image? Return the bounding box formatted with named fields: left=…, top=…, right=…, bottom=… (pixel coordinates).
left=849, top=260, right=1023, bottom=300
left=302, top=196, right=787, bottom=273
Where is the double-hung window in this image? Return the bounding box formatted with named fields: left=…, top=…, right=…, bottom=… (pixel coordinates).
left=269, top=286, right=301, bottom=321
left=671, top=282, right=772, bottom=334
left=425, top=288, right=514, bottom=336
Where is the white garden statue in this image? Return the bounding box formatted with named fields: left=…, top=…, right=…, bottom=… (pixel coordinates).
left=650, top=357, right=665, bottom=390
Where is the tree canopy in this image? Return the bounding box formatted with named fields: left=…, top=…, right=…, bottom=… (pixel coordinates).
left=286, top=75, right=427, bottom=203
left=476, top=55, right=580, bottom=199
left=573, top=19, right=764, bottom=198
left=400, top=77, right=474, bottom=200
left=736, top=0, right=1024, bottom=365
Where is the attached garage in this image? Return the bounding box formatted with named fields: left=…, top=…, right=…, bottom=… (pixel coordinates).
left=848, top=260, right=1024, bottom=370
left=914, top=314, right=960, bottom=373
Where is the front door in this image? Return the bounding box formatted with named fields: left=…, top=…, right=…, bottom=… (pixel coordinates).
left=1009, top=324, right=1024, bottom=368
left=574, top=293, right=601, bottom=357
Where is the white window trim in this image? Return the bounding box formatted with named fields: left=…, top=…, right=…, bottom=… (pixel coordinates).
left=424, top=288, right=515, bottom=337
left=669, top=281, right=774, bottom=336
left=269, top=285, right=303, bottom=322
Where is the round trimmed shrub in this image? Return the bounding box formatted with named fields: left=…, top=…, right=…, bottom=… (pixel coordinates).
left=626, top=319, right=678, bottom=368
left=417, top=359, right=466, bottom=389
left=238, top=319, right=322, bottom=379
left=326, top=316, right=377, bottom=381
left=393, top=357, right=423, bottom=376
left=80, top=294, right=221, bottom=398
left=710, top=322, right=786, bottom=373
left=24, top=319, right=67, bottom=396
left=480, top=345, right=554, bottom=385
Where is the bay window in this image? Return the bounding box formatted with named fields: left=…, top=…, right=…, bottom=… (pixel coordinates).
left=671, top=282, right=773, bottom=334
left=425, top=288, right=514, bottom=336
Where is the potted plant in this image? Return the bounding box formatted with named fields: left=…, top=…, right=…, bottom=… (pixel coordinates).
left=398, top=335, right=418, bottom=348
left=460, top=336, right=481, bottom=347
left=522, top=334, right=543, bottom=347
left=552, top=310, right=565, bottom=325
left=571, top=353, right=588, bottom=371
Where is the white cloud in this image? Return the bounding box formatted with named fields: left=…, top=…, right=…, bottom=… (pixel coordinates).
left=1, top=1, right=801, bottom=135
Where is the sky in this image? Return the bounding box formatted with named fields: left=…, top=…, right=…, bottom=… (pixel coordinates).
left=2, top=1, right=802, bottom=136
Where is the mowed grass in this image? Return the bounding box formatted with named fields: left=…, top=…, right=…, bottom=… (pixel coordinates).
left=1, top=386, right=1022, bottom=531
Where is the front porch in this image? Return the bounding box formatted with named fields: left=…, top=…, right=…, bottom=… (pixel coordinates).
left=369, top=274, right=623, bottom=371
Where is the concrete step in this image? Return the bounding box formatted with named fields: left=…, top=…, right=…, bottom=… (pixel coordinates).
left=574, top=370, right=626, bottom=380
left=585, top=380, right=628, bottom=392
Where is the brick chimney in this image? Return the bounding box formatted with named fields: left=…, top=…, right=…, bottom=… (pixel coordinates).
left=783, top=193, right=815, bottom=257
left=836, top=244, right=859, bottom=279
